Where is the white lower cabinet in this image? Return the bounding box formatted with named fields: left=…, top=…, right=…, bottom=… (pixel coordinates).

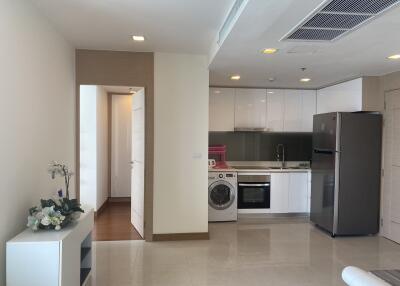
left=288, top=173, right=309, bottom=213
left=271, top=172, right=309, bottom=213
left=270, top=173, right=289, bottom=213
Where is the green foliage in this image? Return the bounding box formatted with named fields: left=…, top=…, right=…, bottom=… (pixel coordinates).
left=40, top=198, right=84, bottom=216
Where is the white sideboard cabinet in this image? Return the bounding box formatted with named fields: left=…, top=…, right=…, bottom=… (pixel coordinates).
left=7, top=208, right=94, bottom=286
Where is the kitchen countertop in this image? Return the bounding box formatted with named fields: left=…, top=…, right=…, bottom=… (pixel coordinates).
left=208, top=167, right=310, bottom=173
left=208, top=161, right=311, bottom=173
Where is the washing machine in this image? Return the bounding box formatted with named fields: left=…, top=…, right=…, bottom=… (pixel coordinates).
left=208, top=171, right=237, bottom=222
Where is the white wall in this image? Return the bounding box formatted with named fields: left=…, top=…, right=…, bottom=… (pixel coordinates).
left=317, top=78, right=363, bottom=114
left=154, top=53, right=209, bottom=234
left=80, top=86, right=98, bottom=211
left=96, top=86, right=109, bottom=208
left=80, top=86, right=109, bottom=211
left=0, top=1, right=75, bottom=285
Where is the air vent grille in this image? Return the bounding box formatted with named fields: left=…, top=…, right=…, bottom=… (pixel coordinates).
left=287, top=28, right=346, bottom=41
left=322, top=0, right=400, bottom=14
left=303, top=13, right=371, bottom=29
left=282, top=0, right=400, bottom=42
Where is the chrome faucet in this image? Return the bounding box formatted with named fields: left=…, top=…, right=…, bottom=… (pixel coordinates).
left=276, top=144, right=286, bottom=169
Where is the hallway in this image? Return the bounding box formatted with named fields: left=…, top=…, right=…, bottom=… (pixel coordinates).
left=93, top=202, right=142, bottom=241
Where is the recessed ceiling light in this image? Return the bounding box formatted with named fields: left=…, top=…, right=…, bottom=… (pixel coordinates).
left=267, top=91, right=274, bottom=94
left=230, top=75, right=241, bottom=80
left=300, top=78, right=311, bottom=82
left=262, top=48, right=278, bottom=54
left=268, top=77, right=275, bottom=82
left=132, top=35, right=145, bottom=42
left=387, top=54, right=400, bottom=60
left=214, top=90, right=221, bottom=94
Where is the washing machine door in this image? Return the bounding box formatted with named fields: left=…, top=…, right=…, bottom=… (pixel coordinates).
left=208, top=181, right=235, bottom=210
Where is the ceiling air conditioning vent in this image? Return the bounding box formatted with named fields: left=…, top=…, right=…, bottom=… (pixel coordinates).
left=288, top=28, right=346, bottom=41
left=282, top=0, right=400, bottom=42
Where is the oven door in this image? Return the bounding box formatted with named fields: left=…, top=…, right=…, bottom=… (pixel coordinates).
left=238, top=182, right=270, bottom=209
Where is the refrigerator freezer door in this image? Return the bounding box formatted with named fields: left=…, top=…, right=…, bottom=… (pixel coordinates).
left=310, top=151, right=336, bottom=233
left=313, top=113, right=338, bottom=152
left=335, top=113, right=382, bottom=235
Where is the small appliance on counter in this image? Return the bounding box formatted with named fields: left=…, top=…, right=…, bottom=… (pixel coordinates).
left=208, top=145, right=229, bottom=169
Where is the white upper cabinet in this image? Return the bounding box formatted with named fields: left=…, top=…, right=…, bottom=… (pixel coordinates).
left=234, top=88, right=267, bottom=130
left=284, top=89, right=316, bottom=132
left=209, top=88, right=316, bottom=132
left=300, top=90, right=316, bottom=132
left=317, top=78, right=362, bottom=114
left=209, top=88, right=235, bottom=131
left=284, top=90, right=303, bottom=132
left=266, top=89, right=285, bottom=132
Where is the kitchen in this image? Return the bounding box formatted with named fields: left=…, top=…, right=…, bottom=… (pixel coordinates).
left=208, top=77, right=382, bottom=238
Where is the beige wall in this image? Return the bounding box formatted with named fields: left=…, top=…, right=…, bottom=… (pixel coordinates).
left=380, top=71, right=400, bottom=97
left=153, top=53, right=209, bottom=234
left=0, top=1, right=75, bottom=285
left=362, top=76, right=382, bottom=111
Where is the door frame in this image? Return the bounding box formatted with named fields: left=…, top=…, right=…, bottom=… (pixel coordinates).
left=75, top=50, right=154, bottom=241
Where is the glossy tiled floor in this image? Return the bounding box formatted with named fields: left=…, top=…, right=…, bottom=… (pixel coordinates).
left=92, top=217, right=400, bottom=286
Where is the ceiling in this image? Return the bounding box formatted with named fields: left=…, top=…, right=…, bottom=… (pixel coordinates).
left=209, top=0, right=400, bottom=89
left=31, top=0, right=233, bottom=53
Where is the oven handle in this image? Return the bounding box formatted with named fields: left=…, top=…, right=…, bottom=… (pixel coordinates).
left=238, top=183, right=270, bottom=187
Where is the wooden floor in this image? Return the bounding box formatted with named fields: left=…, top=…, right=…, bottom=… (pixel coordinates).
left=93, top=201, right=143, bottom=241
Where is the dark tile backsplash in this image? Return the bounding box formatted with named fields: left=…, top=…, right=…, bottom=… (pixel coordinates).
left=209, top=132, right=313, bottom=161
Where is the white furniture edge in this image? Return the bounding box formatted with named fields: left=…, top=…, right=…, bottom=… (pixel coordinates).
left=342, top=266, right=391, bottom=286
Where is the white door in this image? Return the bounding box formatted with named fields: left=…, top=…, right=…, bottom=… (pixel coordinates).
left=111, top=94, right=132, bottom=197
left=131, top=88, right=145, bottom=238
left=209, top=88, right=235, bottom=131
left=382, top=89, right=400, bottom=243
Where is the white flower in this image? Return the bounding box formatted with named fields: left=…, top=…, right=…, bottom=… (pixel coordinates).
left=41, top=216, right=51, bottom=226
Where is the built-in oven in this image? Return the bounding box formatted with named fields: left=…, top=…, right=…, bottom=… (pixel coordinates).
left=237, top=173, right=270, bottom=209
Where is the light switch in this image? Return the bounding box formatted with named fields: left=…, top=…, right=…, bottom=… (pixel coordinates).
left=192, top=152, right=202, bottom=159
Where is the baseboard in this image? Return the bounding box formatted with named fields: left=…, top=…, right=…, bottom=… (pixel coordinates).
left=153, top=232, right=209, bottom=241
left=94, top=198, right=109, bottom=218
left=108, top=197, right=131, bottom=203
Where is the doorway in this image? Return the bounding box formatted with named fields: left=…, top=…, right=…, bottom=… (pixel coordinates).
left=79, top=85, right=145, bottom=241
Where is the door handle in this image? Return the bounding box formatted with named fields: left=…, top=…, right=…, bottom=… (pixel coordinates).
left=238, top=183, right=270, bottom=187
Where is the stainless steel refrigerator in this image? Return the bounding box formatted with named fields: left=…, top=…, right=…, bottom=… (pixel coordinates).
left=310, top=112, right=382, bottom=237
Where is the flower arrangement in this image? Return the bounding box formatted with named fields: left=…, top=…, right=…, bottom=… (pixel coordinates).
left=27, top=162, right=84, bottom=231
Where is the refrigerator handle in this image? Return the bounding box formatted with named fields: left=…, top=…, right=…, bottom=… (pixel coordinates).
left=313, top=148, right=335, bottom=155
